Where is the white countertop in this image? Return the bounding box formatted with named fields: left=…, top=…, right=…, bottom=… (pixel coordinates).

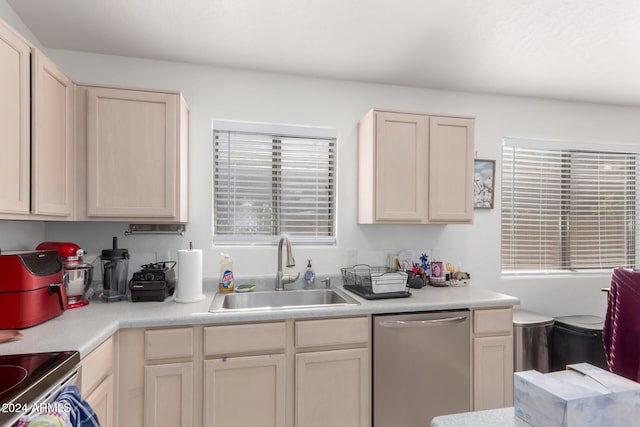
left=431, top=408, right=528, bottom=427
left=0, top=284, right=518, bottom=358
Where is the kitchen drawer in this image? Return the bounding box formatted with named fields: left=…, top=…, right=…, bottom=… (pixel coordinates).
left=145, top=327, right=194, bottom=361
left=204, top=322, right=286, bottom=356
left=473, top=308, right=513, bottom=335
left=295, top=316, right=369, bottom=349
left=81, top=335, right=114, bottom=396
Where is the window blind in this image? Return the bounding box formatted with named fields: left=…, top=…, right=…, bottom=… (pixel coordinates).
left=213, top=126, right=336, bottom=245
left=502, top=141, right=639, bottom=272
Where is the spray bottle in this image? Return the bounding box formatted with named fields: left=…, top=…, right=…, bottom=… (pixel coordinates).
left=219, top=253, right=234, bottom=293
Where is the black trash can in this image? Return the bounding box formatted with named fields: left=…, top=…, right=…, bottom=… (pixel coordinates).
left=513, top=309, right=554, bottom=373
left=550, top=315, right=607, bottom=372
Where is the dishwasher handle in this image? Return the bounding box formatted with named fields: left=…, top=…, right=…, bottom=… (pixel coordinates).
left=378, top=316, right=467, bottom=328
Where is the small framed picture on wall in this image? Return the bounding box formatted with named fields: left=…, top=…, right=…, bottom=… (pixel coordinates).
left=474, top=159, right=495, bottom=209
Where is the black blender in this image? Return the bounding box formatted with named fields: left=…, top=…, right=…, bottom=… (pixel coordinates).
left=100, top=236, right=129, bottom=302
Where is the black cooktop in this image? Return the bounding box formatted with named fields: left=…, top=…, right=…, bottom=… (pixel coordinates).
left=0, top=351, right=79, bottom=425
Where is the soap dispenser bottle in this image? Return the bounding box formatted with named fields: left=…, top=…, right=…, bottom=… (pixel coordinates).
left=304, top=259, right=315, bottom=287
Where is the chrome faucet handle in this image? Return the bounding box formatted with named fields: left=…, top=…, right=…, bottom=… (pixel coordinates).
left=322, top=278, right=331, bottom=289
left=283, top=272, right=300, bottom=285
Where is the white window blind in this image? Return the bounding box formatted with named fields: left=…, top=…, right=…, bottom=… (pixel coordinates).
left=502, top=139, right=640, bottom=272
left=213, top=122, right=336, bottom=245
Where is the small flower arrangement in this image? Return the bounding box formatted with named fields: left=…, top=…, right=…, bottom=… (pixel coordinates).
left=406, top=253, right=430, bottom=288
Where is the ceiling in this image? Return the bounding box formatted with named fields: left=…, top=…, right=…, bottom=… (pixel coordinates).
left=8, top=0, right=640, bottom=106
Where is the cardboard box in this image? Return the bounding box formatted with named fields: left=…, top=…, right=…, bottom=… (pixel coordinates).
left=514, top=363, right=640, bottom=427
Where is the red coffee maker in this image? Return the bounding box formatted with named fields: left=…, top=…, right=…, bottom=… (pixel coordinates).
left=36, top=242, right=94, bottom=308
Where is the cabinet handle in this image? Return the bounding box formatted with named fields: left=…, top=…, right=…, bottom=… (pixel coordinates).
left=379, top=316, right=467, bottom=328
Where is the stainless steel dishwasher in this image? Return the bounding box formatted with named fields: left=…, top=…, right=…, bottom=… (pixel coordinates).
left=373, top=310, right=471, bottom=426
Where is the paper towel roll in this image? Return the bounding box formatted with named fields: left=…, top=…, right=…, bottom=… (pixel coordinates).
left=174, top=249, right=206, bottom=303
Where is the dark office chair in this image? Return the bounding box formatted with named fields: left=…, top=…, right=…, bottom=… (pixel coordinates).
left=602, top=267, right=640, bottom=382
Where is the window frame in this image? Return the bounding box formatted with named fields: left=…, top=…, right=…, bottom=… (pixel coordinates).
left=501, top=137, right=640, bottom=275
left=212, top=119, right=338, bottom=246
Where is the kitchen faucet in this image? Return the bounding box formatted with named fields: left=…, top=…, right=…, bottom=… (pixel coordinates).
left=275, top=235, right=300, bottom=291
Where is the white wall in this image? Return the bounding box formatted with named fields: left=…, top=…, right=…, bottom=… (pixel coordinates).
left=1, top=2, right=633, bottom=317
left=41, top=48, right=637, bottom=318
left=0, top=221, right=46, bottom=251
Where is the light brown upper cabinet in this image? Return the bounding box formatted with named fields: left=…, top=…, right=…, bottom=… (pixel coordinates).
left=358, top=109, right=474, bottom=224
left=31, top=50, right=74, bottom=217
left=0, top=20, right=74, bottom=219
left=428, top=115, right=475, bottom=222
left=0, top=21, right=32, bottom=215
left=1, top=18, right=188, bottom=223
left=76, top=85, right=189, bottom=222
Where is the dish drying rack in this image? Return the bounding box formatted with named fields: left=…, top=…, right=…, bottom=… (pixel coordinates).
left=341, top=264, right=411, bottom=299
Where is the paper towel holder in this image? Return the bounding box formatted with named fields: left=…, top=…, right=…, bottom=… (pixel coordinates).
left=174, top=243, right=206, bottom=303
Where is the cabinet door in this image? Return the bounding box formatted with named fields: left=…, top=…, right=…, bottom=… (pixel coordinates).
left=85, top=375, right=115, bottom=427
left=144, top=362, right=193, bottom=427
left=0, top=23, right=30, bottom=214
left=86, top=87, right=179, bottom=218
left=375, top=112, right=427, bottom=222
left=80, top=336, right=114, bottom=398
left=81, top=336, right=115, bottom=426
left=296, top=348, right=370, bottom=427
left=428, top=116, right=474, bottom=222
left=473, top=335, right=513, bottom=410
left=203, top=355, right=285, bottom=427
left=31, top=50, right=74, bottom=216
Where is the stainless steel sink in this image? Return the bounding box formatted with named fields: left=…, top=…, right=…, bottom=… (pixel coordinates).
left=209, top=288, right=359, bottom=312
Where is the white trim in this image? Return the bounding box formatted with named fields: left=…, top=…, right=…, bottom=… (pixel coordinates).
left=212, top=119, right=337, bottom=140
left=503, top=136, right=640, bottom=154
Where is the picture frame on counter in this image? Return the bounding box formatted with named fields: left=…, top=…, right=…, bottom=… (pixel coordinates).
left=473, top=159, right=495, bottom=209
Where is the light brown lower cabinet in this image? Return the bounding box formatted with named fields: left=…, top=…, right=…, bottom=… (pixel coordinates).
left=115, top=310, right=515, bottom=426
left=144, top=362, right=193, bottom=427
left=202, top=317, right=370, bottom=427
left=203, top=355, right=286, bottom=427
left=117, top=317, right=370, bottom=427
left=473, top=335, right=513, bottom=410
left=80, top=335, right=115, bottom=427
left=117, top=327, right=196, bottom=427
left=84, top=374, right=114, bottom=427
left=294, top=317, right=371, bottom=427
left=472, top=308, right=514, bottom=410
left=295, top=348, right=369, bottom=427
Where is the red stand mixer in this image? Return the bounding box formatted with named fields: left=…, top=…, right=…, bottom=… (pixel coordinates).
left=35, top=242, right=94, bottom=308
